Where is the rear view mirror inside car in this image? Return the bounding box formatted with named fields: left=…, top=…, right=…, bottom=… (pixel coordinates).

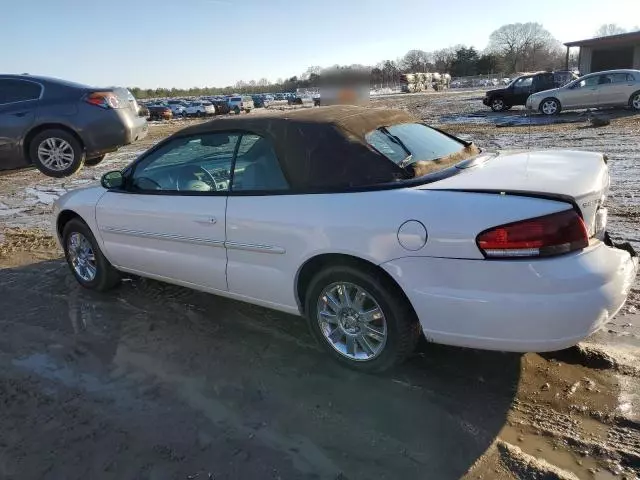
left=200, top=134, right=231, bottom=147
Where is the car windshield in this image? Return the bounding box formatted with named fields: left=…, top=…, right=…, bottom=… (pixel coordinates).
left=365, top=123, right=479, bottom=178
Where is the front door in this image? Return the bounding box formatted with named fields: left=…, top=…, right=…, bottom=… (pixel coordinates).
left=562, top=75, right=600, bottom=108
left=596, top=72, right=634, bottom=106
left=96, top=132, right=240, bottom=292
left=0, top=78, right=42, bottom=169
left=511, top=76, right=534, bottom=105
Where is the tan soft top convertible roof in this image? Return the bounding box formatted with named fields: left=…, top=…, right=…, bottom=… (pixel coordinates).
left=173, top=106, right=418, bottom=189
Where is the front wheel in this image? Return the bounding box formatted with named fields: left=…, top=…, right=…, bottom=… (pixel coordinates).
left=305, top=265, right=420, bottom=372
left=490, top=97, right=507, bottom=112
left=630, top=91, right=640, bottom=111
left=62, top=218, right=120, bottom=291
left=540, top=98, right=561, bottom=115
left=29, top=129, right=85, bottom=178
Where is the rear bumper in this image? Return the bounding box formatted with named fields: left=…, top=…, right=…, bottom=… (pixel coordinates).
left=84, top=112, right=148, bottom=157
left=380, top=240, right=638, bottom=352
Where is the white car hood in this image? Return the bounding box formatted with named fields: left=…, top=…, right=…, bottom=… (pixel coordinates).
left=422, top=149, right=609, bottom=235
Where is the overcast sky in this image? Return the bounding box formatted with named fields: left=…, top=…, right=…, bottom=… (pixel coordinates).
left=2, top=0, right=638, bottom=88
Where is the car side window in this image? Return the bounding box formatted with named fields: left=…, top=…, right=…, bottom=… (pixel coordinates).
left=513, top=77, right=533, bottom=89
left=130, top=133, right=239, bottom=193
left=232, top=134, right=288, bottom=192
left=626, top=73, right=636, bottom=82
left=0, top=79, right=42, bottom=104
left=599, top=73, right=628, bottom=84
left=577, top=76, right=599, bottom=88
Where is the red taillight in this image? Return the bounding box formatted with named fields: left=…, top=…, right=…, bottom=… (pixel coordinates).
left=85, top=92, right=121, bottom=109
left=477, top=209, right=589, bottom=258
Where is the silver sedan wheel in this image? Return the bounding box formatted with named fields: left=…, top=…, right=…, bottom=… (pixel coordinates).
left=67, top=232, right=97, bottom=282
left=541, top=100, right=558, bottom=115
left=632, top=93, right=640, bottom=110
left=37, top=137, right=75, bottom=171
left=317, top=282, right=387, bottom=361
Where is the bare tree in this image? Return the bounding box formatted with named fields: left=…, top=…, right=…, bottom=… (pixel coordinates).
left=488, top=23, right=560, bottom=73
left=401, top=49, right=430, bottom=72
left=257, top=78, right=269, bottom=87
left=595, top=24, right=627, bottom=37
left=432, top=46, right=458, bottom=72
left=301, top=66, right=322, bottom=80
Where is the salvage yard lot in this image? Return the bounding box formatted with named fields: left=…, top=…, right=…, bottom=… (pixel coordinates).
left=1, top=92, right=639, bottom=479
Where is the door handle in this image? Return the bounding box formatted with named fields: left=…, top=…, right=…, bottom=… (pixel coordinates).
left=12, top=112, right=28, bottom=117
left=194, top=217, right=216, bottom=225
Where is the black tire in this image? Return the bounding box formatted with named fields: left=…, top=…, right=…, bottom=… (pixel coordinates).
left=63, top=218, right=120, bottom=291
left=29, top=129, right=85, bottom=178
left=490, top=97, right=507, bottom=112
left=304, top=265, right=420, bottom=373
left=539, top=98, right=561, bottom=116
left=85, top=154, right=106, bottom=167
left=629, top=91, right=640, bottom=111
left=234, top=106, right=241, bottom=115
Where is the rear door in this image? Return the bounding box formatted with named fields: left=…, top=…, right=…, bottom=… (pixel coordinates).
left=532, top=73, right=554, bottom=94
left=596, top=73, right=631, bottom=106
left=96, top=132, right=239, bottom=291
left=0, top=78, right=42, bottom=169
left=225, top=133, right=293, bottom=307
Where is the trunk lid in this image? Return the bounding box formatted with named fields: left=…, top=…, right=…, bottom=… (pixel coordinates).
left=422, top=150, right=609, bottom=237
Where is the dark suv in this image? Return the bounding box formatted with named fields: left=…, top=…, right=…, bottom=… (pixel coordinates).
left=482, top=71, right=577, bottom=112
left=0, top=75, right=148, bottom=177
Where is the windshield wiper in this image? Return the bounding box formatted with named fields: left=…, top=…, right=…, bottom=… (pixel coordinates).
left=379, top=127, right=413, bottom=167
left=399, top=154, right=413, bottom=168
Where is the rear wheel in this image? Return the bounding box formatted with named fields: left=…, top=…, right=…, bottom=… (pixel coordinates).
left=490, top=97, right=507, bottom=112
left=305, top=265, right=420, bottom=372
left=234, top=106, right=241, bottom=115
left=630, top=91, right=640, bottom=111
left=29, top=129, right=85, bottom=178
left=85, top=154, right=106, bottom=166
left=62, top=218, right=120, bottom=291
left=540, top=98, right=561, bottom=115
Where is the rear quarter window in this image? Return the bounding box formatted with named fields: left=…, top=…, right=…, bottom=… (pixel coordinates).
left=0, top=79, right=42, bottom=104
left=366, top=123, right=477, bottom=177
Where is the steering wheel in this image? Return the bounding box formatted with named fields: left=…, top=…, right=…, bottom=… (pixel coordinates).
left=176, top=165, right=218, bottom=191
left=134, top=176, right=162, bottom=190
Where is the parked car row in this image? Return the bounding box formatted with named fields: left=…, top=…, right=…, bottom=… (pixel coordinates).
left=141, top=94, right=263, bottom=120
left=0, top=74, right=148, bottom=177
left=483, top=69, right=640, bottom=115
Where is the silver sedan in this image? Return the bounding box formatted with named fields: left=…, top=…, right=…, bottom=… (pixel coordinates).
left=527, top=69, right=640, bottom=115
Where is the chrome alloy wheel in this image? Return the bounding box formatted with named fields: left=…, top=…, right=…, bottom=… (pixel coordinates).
left=492, top=98, right=505, bottom=111
left=37, top=137, right=74, bottom=171
left=632, top=93, right=640, bottom=110
left=67, top=232, right=97, bottom=282
left=541, top=100, right=558, bottom=115
left=317, top=282, right=387, bottom=361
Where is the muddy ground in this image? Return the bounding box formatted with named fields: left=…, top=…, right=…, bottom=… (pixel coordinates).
left=0, top=94, right=639, bottom=479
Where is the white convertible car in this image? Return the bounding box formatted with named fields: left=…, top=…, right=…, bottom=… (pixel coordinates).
left=53, top=106, right=638, bottom=371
